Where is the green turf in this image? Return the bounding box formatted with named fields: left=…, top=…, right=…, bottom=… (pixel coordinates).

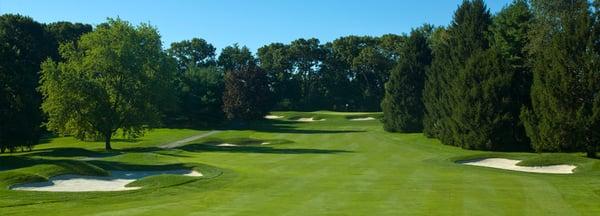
left=0, top=111, right=599, bottom=215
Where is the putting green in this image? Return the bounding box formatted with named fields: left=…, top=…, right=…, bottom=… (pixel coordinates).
left=0, top=111, right=599, bottom=215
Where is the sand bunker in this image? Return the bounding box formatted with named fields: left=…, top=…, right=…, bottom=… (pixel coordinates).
left=460, top=158, right=576, bottom=174
left=349, top=117, right=376, bottom=121
left=264, top=115, right=284, bottom=119
left=216, top=143, right=239, bottom=147
left=296, top=117, right=325, bottom=122
left=260, top=142, right=271, bottom=145
left=11, top=170, right=202, bottom=192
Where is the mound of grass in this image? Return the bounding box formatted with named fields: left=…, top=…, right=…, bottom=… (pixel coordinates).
left=0, top=158, right=108, bottom=189
left=126, top=163, right=223, bottom=189
left=196, top=137, right=294, bottom=146
left=516, top=153, right=588, bottom=166
left=343, top=113, right=383, bottom=120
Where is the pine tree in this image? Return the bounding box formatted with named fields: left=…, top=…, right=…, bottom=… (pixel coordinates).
left=522, top=0, right=600, bottom=157
left=452, top=48, right=521, bottom=150
left=381, top=28, right=431, bottom=132
left=423, top=0, right=492, bottom=146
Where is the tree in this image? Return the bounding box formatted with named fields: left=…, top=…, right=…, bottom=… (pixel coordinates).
left=45, top=21, right=92, bottom=60
left=381, top=28, right=431, bottom=132
left=222, top=64, right=271, bottom=121
left=39, top=18, right=176, bottom=150
left=179, top=66, right=225, bottom=125
left=0, top=14, right=53, bottom=153
left=257, top=43, right=301, bottom=109
left=423, top=0, right=492, bottom=146
left=522, top=0, right=600, bottom=157
left=288, top=38, right=325, bottom=109
left=167, top=38, right=216, bottom=72
left=166, top=38, right=220, bottom=126
left=451, top=48, right=521, bottom=150
left=218, top=44, right=256, bottom=72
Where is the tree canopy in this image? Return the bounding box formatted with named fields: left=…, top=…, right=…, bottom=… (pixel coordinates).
left=39, top=18, right=176, bottom=150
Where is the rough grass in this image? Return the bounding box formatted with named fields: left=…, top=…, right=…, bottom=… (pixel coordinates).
left=0, top=111, right=599, bottom=215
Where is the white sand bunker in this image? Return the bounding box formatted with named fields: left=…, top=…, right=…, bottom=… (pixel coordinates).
left=260, top=142, right=271, bottom=145
left=460, top=158, right=576, bottom=174
left=296, top=117, right=325, bottom=122
left=350, top=117, right=376, bottom=121
left=216, top=143, right=239, bottom=147
left=264, top=115, right=284, bottom=119
left=11, top=170, right=202, bottom=192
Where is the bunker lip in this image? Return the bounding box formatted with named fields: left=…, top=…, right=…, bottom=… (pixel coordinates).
left=264, top=115, right=284, bottom=119
left=10, top=169, right=202, bottom=192
left=458, top=158, right=576, bottom=174
left=349, top=117, right=376, bottom=121
left=295, top=117, right=325, bottom=122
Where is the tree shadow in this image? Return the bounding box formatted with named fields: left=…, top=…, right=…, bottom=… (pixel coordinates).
left=219, top=120, right=366, bottom=134
left=177, top=143, right=352, bottom=155
left=16, top=147, right=120, bottom=158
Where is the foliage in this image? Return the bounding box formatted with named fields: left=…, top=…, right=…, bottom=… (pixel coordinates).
left=522, top=0, right=600, bottom=157
left=381, top=28, right=430, bottom=132
left=222, top=51, right=271, bottom=120
left=0, top=14, right=53, bottom=153
left=39, top=18, right=176, bottom=150
left=423, top=0, right=492, bottom=146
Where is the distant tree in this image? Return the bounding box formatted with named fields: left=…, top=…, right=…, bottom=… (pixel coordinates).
left=352, top=46, right=393, bottom=111
left=167, top=38, right=216, bottom=72
left=45, top=21, right=92, bottom=60
left=0, top=14, right=53, bottom=153
left=257, top=43, right=301, bottom=109
left=522, top=0, right=600, bottom=157
left=288, top=38, right=325, bottom=109
left=39, top=18, right=176, bottom=150
left=423, top=0, right=492, bottom=146
left=166, top=38, right=220, bottom=126
left=222, top=64, right=271, bottom=121
left=381, top=28, right=430, bottom=132
left=180, top=66, right=225, bottom=125
left=218, top=44, right=256, bottom=72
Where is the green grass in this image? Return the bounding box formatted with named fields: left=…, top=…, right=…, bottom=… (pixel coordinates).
left=0, top=111, right=599, bottom=215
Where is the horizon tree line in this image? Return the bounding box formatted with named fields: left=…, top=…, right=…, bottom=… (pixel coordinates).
left=1, top=0, right=598, bottom=157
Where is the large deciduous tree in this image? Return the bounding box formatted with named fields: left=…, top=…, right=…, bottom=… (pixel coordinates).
left=39, top=18, right=176, bottom=150
left=522, top=0, right=600, bottom=157
left=0, top=14, right=53, bottom=153
left=167, top=38, right=222, bottom=126
left=222, top=70, right=270, bottom=120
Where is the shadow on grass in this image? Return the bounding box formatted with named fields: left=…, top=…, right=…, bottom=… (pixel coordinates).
left=17, top=148, right=120, bottom=158
left=177, top=143, right=352, bottom=154
left=221, top=119, right=366, bottom=134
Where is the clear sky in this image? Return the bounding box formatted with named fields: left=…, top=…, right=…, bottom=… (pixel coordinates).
left=0, top=0, right=512, bottom=52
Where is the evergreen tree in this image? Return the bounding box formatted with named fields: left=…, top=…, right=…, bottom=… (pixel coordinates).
left=423, top=0, right=492, bottom=146
left=451, top=48, right=520, bottom=150
left=522, top=0, right=599, bottom=157
left=381, top=28, right=431, bottom=132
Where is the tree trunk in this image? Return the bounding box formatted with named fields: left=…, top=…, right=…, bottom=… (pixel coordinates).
left=105, top=134, right=113, bottom=151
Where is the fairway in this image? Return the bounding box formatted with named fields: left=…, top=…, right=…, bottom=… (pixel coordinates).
left=0, top=111, right=599, bottom=215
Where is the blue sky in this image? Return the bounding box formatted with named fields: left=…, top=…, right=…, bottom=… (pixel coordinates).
left=0, top=0, right=512, bottom=52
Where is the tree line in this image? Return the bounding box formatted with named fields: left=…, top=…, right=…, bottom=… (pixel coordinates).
left=382, top=0, right=600, bottom=157
left=1, top=0, right=599, bottom=157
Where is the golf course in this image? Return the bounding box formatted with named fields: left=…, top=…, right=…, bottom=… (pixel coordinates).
left=0, top=111, right=598, bottom=215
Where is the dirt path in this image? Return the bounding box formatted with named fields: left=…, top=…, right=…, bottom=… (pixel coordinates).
left=159, top=130, right=221, bottom=149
